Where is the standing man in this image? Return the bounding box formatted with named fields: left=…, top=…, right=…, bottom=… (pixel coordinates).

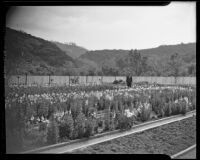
left=126, top=73, right=132, bottom=88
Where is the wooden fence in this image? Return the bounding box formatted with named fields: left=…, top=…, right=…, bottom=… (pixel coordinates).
left=7, top=75, right=196, bottom=86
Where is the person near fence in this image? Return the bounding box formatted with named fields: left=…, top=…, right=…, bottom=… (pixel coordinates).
left=126, top=74, right=132, bottom=88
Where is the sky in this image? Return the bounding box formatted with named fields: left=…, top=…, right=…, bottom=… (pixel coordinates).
left=6, top=2, right=196, bottom=50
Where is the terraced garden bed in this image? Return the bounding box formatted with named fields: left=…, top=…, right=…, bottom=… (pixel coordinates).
left=72, top=116, right=196, bottom=155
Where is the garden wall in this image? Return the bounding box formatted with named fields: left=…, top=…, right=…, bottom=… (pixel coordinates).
left=8, top=76, right=196, bottom=86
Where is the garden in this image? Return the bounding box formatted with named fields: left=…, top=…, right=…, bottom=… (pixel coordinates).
left=5, top=83, right=196, bottom=153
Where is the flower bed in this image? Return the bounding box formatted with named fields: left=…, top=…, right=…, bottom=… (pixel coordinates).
left=5, top=84, right=196, bottom=153
left=72, top=116, right=196, bottom=154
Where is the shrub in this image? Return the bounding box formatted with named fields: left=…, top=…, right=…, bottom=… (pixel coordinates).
left=171, top=102, right=177, bottom=115
left=73, top=113, right=86, bottom=139
left=98, top=97, right=105, bottom=111
left=65, top=98, right=72, bottom=113
left=104, top=114, right=111, bottom=131
left=97, top=119, right=104, bottom=128
left=47, top=116, right=59, bottom=144
left=118, top=100, right=124, bottom=113
left=139, top=104, right=152, bottom=122
left=103, top=109, right=115, bottom=131
left=59, top=114, right=74, bottom=139
left=37, top=100, right=49, bottom=118
left=176, top=102, right=183, bottom=114
left=180, top=101, right=187, bottom=115
left=6, top=128, right=24, bottom=153
left=113, top=79, right=123, bottom=84
left=33, top=130, right=47, bottom=146
left=6, top=102, right=26, bottom=153
left=39, top=122, right=47, bottom=131
left=150, top=94, right=161, bottom=115
left=94, top=119, right=99, bottom=134
left=117, top=113, right=134, bottom=130
left=84, top=117, right=97, bottom=137
left=171, top=102, right=183, bottom=115
left=71, top=99, right=82, bottom=120
left=109, top=116, right=115, bottom=131
left=164, top=102, right=172, bottom=117
left=192, top=97, right=196, bottom=110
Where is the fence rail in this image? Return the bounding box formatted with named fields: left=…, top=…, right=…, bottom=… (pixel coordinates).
left=7, top=75, right=196, bottom=86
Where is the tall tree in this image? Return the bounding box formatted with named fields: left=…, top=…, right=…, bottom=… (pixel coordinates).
left=128, top=49, right=142, bottom=76
left=167, top=53, right=182, bottom=83
left=187, top=63, right=196, bottom=76
left=141, top=56, right=148, bottom=74
left=168, top=53, right=182, bottom=76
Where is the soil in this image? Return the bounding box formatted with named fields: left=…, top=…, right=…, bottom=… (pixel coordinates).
left=72, top=116, right=196, bottom=155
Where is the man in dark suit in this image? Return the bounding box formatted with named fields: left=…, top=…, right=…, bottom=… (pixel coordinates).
left=126, top=74, right=132, bottom=88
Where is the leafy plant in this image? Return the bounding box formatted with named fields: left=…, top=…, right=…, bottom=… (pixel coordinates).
left=139, top=104, right=152, bottom=122
left=117, top=113, right=134, bottom=130
left=71, top=99, right=82, bottom=120
left=59, top=114, right=74, bottom=139
left=47, top=116, right=59, bottom=144
left=163, top=102, right=172, bottom=117
left=73, top=112, right=86, bottom=139
left=192, top=97, right=196, bottom=110
left=84, top=117, right=97, bottom=137
left=179, top=101, right=187, bottom=115
left=39, top=122, right=47, bottom=131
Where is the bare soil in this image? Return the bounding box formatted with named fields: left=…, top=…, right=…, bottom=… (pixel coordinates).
left=72, top=116, right=196, bottom=155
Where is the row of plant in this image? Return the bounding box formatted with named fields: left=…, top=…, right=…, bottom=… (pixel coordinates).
left=5, top=84, right=196, bottom=153
left=5, top=85, right=116, bottom=98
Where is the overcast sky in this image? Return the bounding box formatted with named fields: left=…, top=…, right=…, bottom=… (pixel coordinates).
left=6, top=2, right=196, bottom=50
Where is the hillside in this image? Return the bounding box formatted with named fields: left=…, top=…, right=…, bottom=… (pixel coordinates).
left=4, top=27, right=196, bottom=76
left=80, top=50, right=128, bottom=66
left=4, top=27, right=78, bottom=75
left=52, top=41, right=88, bottom=59
left=80, top=43, right=196, bottom=69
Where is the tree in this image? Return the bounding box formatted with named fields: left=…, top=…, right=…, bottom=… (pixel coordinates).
left=168, top=53, right=182, bottom=78
left=141, top=56, right=148, bottom=74
left=187, top=63, right=196, bottom=76
left=88, top=69, right=96, bottom=76
left=97, top=70, right=103, bottom=76
left=116, top=58, right=127, bottom=70
left=102, top=65, right=119, bottom=76
left=127, top=49, right=143, bottom=76
left=80, top=71, right=86, bottom=76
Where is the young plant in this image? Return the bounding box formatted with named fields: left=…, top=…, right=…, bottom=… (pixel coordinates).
left=84, top=117, right=97, bottom=137
left=139, top=103, right=152, bottom=122
left=117, top=113, right=134, bottom=130
left=47, top=115, right=59, bottom=144
left=59, top=114, right=74, bottom=139
left=73, top=112, right=86, bottom=139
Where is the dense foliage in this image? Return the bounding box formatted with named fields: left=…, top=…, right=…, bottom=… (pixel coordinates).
left=5, top=83, right=196, bottom=153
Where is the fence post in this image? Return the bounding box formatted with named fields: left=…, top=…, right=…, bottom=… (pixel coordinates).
left=174, top=76, right=177, bottom=85
left=49, top=74, right=51, bottom=86
left=86, top=75, right=88, bottom=85
left=25, top=73, right=28, bottom=86
left=17, top=76, right=20, bottom=86
left=69, top=75, right=70, bottom=86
